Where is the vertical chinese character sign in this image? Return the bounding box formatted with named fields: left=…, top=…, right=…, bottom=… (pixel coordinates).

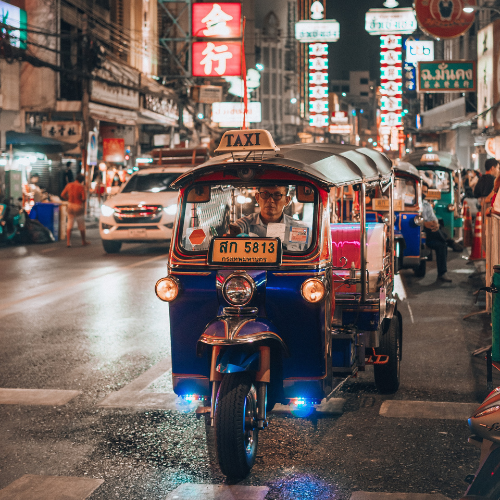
left=309, top=43, right=329, bottom=127
left=192, top=3, right=242, bottom=77
left=380, top=35, right=402, bottom=151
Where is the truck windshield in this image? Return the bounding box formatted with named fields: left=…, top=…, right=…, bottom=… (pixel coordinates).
left=179, top=182, right=317, bottom=255
left=394, top=178, right=417, bottom=207
left=420, top=170, right=450, bottom=193
left=122, top=173, right=180, bottom=193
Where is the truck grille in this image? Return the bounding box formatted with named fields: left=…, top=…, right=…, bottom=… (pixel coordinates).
left=113, top=205, right=163, bottom=224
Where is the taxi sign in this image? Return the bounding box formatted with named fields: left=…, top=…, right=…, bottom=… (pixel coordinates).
left=420, top=153, right=440, bottom=164
left=215, top=129, right=279, bottom=154
left=425, top=189, right=441, bottom=200
left=208, top=237, right=282, bottom=265
left=372, top=198, right=404, bottom=211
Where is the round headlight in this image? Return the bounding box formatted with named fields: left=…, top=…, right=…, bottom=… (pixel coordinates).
left=155, top=277, right=179, bottom=302
left=448, top=203, right=455, bottom=212
left=301, top=278, right=325, bottom=303
left=223, top=274, right=254, bottom=306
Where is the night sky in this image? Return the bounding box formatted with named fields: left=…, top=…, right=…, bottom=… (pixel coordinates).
left=326, top=0, right=415, bottom=82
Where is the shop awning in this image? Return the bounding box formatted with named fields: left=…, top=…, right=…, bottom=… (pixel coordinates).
left=6, top=131, right=77, bottom=154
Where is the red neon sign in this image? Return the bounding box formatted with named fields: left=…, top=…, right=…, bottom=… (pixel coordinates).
left=192, top=3, right=242, bottom=38
left=192, top=41, right=242, bottom=77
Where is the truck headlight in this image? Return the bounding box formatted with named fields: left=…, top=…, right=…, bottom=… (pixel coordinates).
left=164, top=204, right=177, bottom=215
left=101, top=205, right=115, bottom=217
left=155, top=277, right=180, bottom=302
left=448, top=204, right=455, bottom=212
left=223, top=272, right=254, bottom=306
left=301, top=278, right=325, bottom=303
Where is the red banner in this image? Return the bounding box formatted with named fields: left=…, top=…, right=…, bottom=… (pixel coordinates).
left=103, top=138, right=125, bottom=163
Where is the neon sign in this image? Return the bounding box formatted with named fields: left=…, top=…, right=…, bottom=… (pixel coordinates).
left=309, top=43, right=329, bottom=128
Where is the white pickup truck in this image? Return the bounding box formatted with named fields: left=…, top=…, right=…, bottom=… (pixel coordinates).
left=99, top=167, right=191, bottom=253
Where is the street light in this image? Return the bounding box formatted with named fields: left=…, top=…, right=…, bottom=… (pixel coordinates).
left=463, top=5, right=500, bottom=15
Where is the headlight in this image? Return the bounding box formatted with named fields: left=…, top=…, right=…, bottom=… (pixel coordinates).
left=101, top=205, right=115, bottom=217
left=223, top=273, right=254, bottom=306
left=413, top=216, right=423, bottom=226
left=448, top=203, right=455, bottom=212
left=155, top=277, right=179, bottom=302
left=164, top=204, right=177, bottom=215
left=301, top=278, right=325, bottom=303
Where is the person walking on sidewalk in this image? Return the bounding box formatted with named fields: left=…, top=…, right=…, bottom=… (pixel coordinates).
left=61, top=173, right=90, bottom=247
left=422, top=182, right=451, bottom=283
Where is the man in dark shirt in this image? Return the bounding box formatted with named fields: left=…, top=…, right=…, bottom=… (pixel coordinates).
left=474, top=158, right=499, bottom=198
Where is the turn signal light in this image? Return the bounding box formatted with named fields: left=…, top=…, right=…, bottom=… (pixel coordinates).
left=301, top=278, right=325, bottom=303
left=155, top=276, right=179, bottom=302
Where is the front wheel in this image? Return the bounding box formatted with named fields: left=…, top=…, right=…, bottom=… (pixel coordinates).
left=215, top=372, right=259, bottom=479
left=102, top=240, right=122, bottom=253
left=374, top=316, right=401, bottom=394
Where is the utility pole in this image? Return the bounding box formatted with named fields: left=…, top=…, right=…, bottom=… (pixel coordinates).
left=81, top=14, right=91, bottom=215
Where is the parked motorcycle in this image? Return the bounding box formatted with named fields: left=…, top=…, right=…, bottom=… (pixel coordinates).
left=462, top=386, right=500, bottom=498
left=0, top=198, right=27, bottom=244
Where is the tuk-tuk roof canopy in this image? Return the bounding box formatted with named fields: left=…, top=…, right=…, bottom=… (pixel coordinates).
left=394, top=161, right=421, bottom=179
left=401, top=151, right=461, bottom=172
left=171, top=141, right=393, bottom=189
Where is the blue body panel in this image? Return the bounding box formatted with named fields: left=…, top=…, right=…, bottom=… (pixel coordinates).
left=396, top=212, right=421, bottom=258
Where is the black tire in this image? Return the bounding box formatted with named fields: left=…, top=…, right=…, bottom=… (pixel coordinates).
left=414, top=259, right=426, bottom=277
left=374, top=316, right=401, bottom=394
left=102, top=240, right=122, bottom=253
left=215, top=372, right=258, bottom=479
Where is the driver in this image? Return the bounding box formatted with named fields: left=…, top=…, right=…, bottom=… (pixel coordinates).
left=229, top=185, right=309, bottom=248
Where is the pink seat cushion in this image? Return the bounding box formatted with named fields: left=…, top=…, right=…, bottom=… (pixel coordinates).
left=330, top=223, right=361, bottom=269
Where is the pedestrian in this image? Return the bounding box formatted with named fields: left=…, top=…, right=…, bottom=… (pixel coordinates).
left=64, top=162, right=74, bottom=186
left=474, top=158, right=499, bottom=200
left=422, top=182, right=451, bottom=283
left=60, top=173, right=90, bottom=247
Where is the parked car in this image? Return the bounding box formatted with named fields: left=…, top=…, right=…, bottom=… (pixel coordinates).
left=99, top=167, right=190, bottom=253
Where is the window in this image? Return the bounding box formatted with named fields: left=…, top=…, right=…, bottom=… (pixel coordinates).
left=262, top=72, right=270, bottom=94
left=421, top=170, right=450, bottom=193
left=395, top=178, right=417, bottom=206
left=178, top=182, right=317, bottom=255
left=332, top=85, right=340, bottom=92
left=360, top=78, right=369, bottom=84
left=263, top=47, right=269, bottom=68
left=360, top=92, right=369, bottom=96
left=341, top=85, right=349, bottom=93
left=121, top=173, right=180, bottom=193
left=263, top=98, right=270, bottom=120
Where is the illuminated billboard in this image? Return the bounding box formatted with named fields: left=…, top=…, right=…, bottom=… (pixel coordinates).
left=192, top=3, right=241, bottom=38
left=192, top=41, right=242, bottom=77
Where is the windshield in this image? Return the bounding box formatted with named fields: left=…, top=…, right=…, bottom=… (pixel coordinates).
left=179, top=182, right=317, bottom=255
left=420, top=169, right=450, bottom=192
left=121, top=173, right=180, bottom=193
left=395, top=178, right=417, bottom=207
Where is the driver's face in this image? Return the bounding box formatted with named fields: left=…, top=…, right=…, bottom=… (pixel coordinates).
left=255, top=186, right=291, bottom=223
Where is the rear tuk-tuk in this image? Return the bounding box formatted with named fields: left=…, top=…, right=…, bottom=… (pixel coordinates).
left=402, top=151, right=463, bottom=239
left=155, top=130, right=403, bottom=478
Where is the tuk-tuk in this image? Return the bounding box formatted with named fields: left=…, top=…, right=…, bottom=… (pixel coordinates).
left=155, top=130, right=403, bottom=478
left=402, top=151, right=463, bottom=239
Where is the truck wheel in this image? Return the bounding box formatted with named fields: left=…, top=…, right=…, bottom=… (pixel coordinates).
left=414, top=259, right=426, bottom=277
left=215, top=372, right=258, bottom=478
left=102, top=240, right=122, bottom=253
left=374, top=316, right=401, bottom=394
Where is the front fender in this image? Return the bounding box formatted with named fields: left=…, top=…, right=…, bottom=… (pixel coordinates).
left=217, top=348, right=260, bottom=374
left=197, top=316, right=289, bottom=356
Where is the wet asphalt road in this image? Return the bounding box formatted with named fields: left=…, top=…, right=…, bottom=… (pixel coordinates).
left=0, top=227, right=496, bottom=500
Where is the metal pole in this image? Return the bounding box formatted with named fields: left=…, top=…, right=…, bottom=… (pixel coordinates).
left=389, top=174, right=395, bottom=284
left=360, top=182, right=367, bottom=303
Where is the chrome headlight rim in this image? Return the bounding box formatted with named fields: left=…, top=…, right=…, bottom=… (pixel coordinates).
left=155, top=276, right=180, bottom=302
left=222, top=271, right=256, bottom=306
left=301, top=277, right=326, bottom=303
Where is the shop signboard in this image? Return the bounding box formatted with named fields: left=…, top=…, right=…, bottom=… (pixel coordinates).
left=405, top=40, right=434, bottom=63
left=295, top=20, right=340, bottom=42
left=417, top=61, right=476, bottom=92
left=192, top=41, right=242, bottom=77
left=87, top=131, right=98, bottom=166
left=0, top=0, right=27, bottom=49
left=103, top=138, right=125, bottom=163
left=142, top=94, right=179, bottom=124
left=192, top=3, right=241, bottom=38
left=478, top=23, right=494, bottom=129
left=365, top=8, right=417, bottom=36
left=414, top=0, right=476, bottom=39
left=403, top=62, right=417, bottom=95
left=331, top=111, right=348, bottom=124
left=191, top=85, right=223, bottom=103
left=329, top=124, right=352, bottom=134
left=91, top=59, right=140, bottom=109
left=212, top=102, right=261, bottom=126
left=309, top=42, right=329, bottom=128
left=41, top=121, right=82, bottom=143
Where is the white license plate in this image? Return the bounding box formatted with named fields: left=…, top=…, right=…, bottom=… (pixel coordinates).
left=128, top=229, right=147, bottom=238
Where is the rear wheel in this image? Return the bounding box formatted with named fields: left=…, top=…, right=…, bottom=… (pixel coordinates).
left=215, top=372, right=259, bottom=479
left=374, top=316, right=401, bottom=394
left=414, top=259, right=426, bottom=277
left=102, top=240, right=122, bottom=253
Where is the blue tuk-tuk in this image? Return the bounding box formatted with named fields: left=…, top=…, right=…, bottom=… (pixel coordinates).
left=155, top=130, right=403, bottom=478
left=402, top=151, right=463, bottom=240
